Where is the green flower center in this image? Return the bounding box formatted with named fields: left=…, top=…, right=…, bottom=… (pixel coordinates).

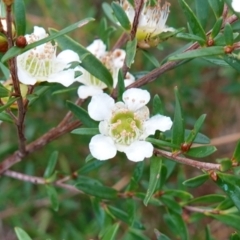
left=110, top=109, right=143, bottom=145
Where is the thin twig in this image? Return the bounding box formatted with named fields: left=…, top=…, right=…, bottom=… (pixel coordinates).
left=154, top=148, right=221, bottom=171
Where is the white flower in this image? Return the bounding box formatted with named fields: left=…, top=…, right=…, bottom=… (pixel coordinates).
left=120, top=0, right=173, bottom=48
left=88, top=88, right=173, bottom=162
left=232, top=0, right=240, bottom=12
left=17, top=26, right=80, bottom=87
left=77, top=39, right=135, bottom=99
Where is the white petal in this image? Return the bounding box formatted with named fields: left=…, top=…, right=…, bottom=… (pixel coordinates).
left=47, top=69, right=76, bottom=87
left=89, top=134, right=117, bottom=160
left=17, top=62, right=37, bottom=85
left=124, top=141, right=153, bottom=162
left=232, top=0, right=240, bottom=12
left=112, top=49, right=126, bottom=68
left=123, top=88, right=150, bottom=111
left=33, top=26, right=47, bottom=39
left=124, top=72, right=135, bottom=87
left=143, top=114, right=173, bottom=136
left=56, top=50, right=80, bottom=66
left=99, top=121, right=109, bottom=135
left=87, top=39, right=107, bottom=59
left=88, top=93, right=115, bottom=121
left=77, top=85, right=103, bottom=99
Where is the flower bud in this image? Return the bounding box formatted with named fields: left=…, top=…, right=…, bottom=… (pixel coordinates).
left=0, top=35, right=8, bottom=53
left=15, top=36, right=27, bottom=48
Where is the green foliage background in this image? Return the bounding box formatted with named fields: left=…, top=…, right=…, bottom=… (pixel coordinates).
left=1, top=0, right=240, bottom=239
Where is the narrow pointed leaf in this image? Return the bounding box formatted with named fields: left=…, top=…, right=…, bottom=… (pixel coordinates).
left=66, top=101, right=98, bottom=128
left=107, top=206, right=130, bottom=224
left=224, top=55, right=240, bottom=73
left=71, top=128, right=99, bottom=135
left=186, top=194, right=225, bottom=205
left=152, top=94, right=164, bottom=115
left=208, top=0, right=224, bottom=18
left=0, top=83, right=10, bottom=97
left=117, top=70, right=125, bottom=102
left=176, top=33, right=205, bottom=43
left=224, top=23, right=234, bottom=46
left=144, top=157, right=162, bottom=206
left=102, top=223, right=120, bottom=240
left=44, top=151, right=58, bottom=178
left=195, top=0, right=210, bottom=29
left=0, top=112, right=14, bottom=123
left=14, top=227, right=32, bottom=240
left=13, top=0, right=26, bottom=36
left=142, top=50, right=160, bottom=68
left=45, top=185, right=59, bottom=211
left=233, top=140, right=240, bottom=163
left=0, top=97, right=19, bottom=113
left=2, top=18, right=94, bottom=62
left=183, top=173, right=209, bottom=188
left=154, top=229, right=171, bottom=240
left=78, top=159, right=105, bottom=174
left=185, top=146, right=217, bottom=158
left=126, top=38, right=137, bottom=68
left=211, top=17, right=223, bottom=39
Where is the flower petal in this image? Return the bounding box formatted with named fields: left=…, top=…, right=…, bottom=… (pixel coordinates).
left=87, top=39, right=107, bottom=59
left=124, top=141, right=153, bottom=162
left=77, top=85, right=103, bottom=99
left=143, top=114, right=173, bottom=136
left=47, top=69, right=76, bottom=87
left=124, top=72, right=135, bottom=87
left=232, top=0, right=240, bottom=12
left=88, top=93, right=115, bottom=121
left=123, top=88, right=150, bottom=111
left=56, top=49, right=80, bottom=66
left=89, top=134, right=117, bottom=160
left=17, top=63, right=37, bottom=85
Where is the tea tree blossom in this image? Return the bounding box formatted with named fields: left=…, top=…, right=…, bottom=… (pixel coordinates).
left=232, top=0, right=240, bottom=12
left=17, top=26, right=80, bottom=87
left=88, top=88, right=173, bottom=162
left=77, top=39, right=135, bottom=99
left=120, top=0, right=173, bottom=48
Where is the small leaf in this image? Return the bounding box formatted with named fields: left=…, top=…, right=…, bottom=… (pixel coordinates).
left=2, top=18, right=94, bottom=62
left=211, top=17, right=223, bottom=39
left=111, top=2, right=131, bottom=30
left=178, top=0, right=206, bottom=41
left=147, top=138, right=179, bottom=149
left=215, top=173, right=240, bottom=211
left=14, top=227, right=32, bottom=240
left=152, top=94, right=164, bottom=115
left=117, top=69, right=125, bottom=102
left=186, top=194, right=225, bottom=205
left=230, top=232, right=240, bottom=240
left=176, top=32, right=206, bottom=43
left=218, top=158, right=232, bottom=172
left=185, top=146, right=217, bottom=158
left=154, top=229, right=171, bottom=240
left=185, top=114, right=206, bottom=144
left=144, top=157, right=162, bottom=206
left=45, top=185, right=59, bottom=211
left=169, top=46, right=225, bottom=61
left=102, top=2, right=118, bottom=24
left=224, top=54, right=240, bottom=73
left=66, top=101, right=98, bottom=127
left=75, top=182, right=118, bottom=199
left=71, top=128, right=99, bottom=135
left=195, top=0, right=210, bottom=29
left=44, top=151, right=58, bottom=178
left=141, top=50, right=160, bottom=68
left=171, top=87, right=184, bottom=151
left=208, top=0, right=224, bottom=18
left=233, top=140, right=240, bottom=163
left=216, top=197, right=234, bottom=210
left=205, top=225, right=213, bottom=240
left=161, top=196, right=182, bottom=215
left=102, top=223, right=120, bottom=240
left=107, top=205, right=130, bottom=224
left=52, top=87, right=78, bottom=95
left=164, top=189, right=193, bottom=200
left=183, top=173, right=209, bottom=188
left=0, top=83, right=10, bottom=97
left=78, top=159, right=105, bottom=174
left=13, top=0, right=26, bottom=36
left=224, top=23, right=234, bottom=46
left=0, top=62, right=10, bottom=79
left=126, top=38, right=137, bottom=68
left=0, top=97, right=19, bottom=113
left=0, top=112, right=14, bottom=123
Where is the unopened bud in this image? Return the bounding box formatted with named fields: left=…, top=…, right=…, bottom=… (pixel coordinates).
left=16, top=36, right=27, bottom=48
left=0, top=35, right=8, bottom=52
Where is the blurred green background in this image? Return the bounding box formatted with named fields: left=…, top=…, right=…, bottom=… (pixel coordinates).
left=0, top=0, right=240, bottom=239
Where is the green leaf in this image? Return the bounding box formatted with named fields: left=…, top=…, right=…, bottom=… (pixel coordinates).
left=183, top=173, right=209, bottom=188
left=131, top=161, right=144, bottom=184
left=144, top=157, right=162, bottom=206
left=2, top=18, right=94, bottom=62
left=117, top=69, right=125, bottom=102
left=71, top=128, right=99, bottom=135
left=218, top=158, right=232, bottom=171
left=66, top=101, right=98, bottom=127
left=49, top=29, right=113, bottom=88
left=0, top=83, right=10, bottom=97
left=178, top=0, right=206, bottom=41
left=45, top=185, right=59, bottom=211
left=0, top=112, right=14, bottom=123
left=0, top=62, right=10, bottom=79
left=126, top=38, right=137, bottom=68
left=230, top=232, right=240, bottom=240
left=208, top=0, right=224, bottom=18
left=186, top=194, right=225, bottom=205
left=233, top=140, right=240, bottom=163
left=161, top=196, right=182, bottom=215
left=216, top=197, right=234, bottom=210
left=154, top=229, right=171, bottom=240
left=78, top=159, right=105, bottom=174
left=215, top=173, right=240, bottom=211
left=164, top=189, right=193, bottom=200
left=44, top=151, right=58, bottom=178
left=107, top=205, right=130, bottom=224
left=195, top=0, right=210, bottom=29
left=205, top=226, right=213, bottom=240
left=169, top=46, right=225, bottom=61
left=185, top=114, right=206, bottom=144
left=141, top=50, right=160, bottom=68
left=102, top=2, right=118, bottom=25
left=28, top=86, right=50, bottom=106
left=185, top=146, right=217, bottom=158
left=75, top=182, right=118, bottom=200
left=111, top=2, right=131, bottom=30
left=13, top=0, right=26, bottom=36
left=152, top=94, right=164, bottom=115
left=171, top=87, right=184, bottom=151
left=224, top=23, right=234, bottom=46
left=224, top=54, right=240, bottom=73
left=147, top=138, right=179, bottom=149
left=211, top=17, right=223, bottom=39
left=102, top=223, right=119, bottom=240
left=52, top=87, right=78, bottom=96
left=0, top=97, right=19, bottom=113
left=164, top=211, right=189, bottom=240
left=14, top=227, right=32, bottom=240
left=206, top=213, right=240, bottom=231
left=176, top=32, right=206, bottom=43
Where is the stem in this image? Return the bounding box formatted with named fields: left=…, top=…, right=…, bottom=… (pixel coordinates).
left=154, top=149, right=221, bottom=171
left=6, top=4, right=27, bottom=155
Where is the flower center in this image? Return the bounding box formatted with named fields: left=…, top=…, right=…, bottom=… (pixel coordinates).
left=110, top=109, right=143, bottom=145
left=19, top=42, right=56, bottom=79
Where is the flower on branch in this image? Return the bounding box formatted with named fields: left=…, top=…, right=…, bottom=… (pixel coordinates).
left=120, top=0, right=173, bottom=48
left=88, top=88, right=173, bottom=162
left=232, top=0, right=240, bottom=12
left=77, top=39, right=135, bottom=99
left=17, top=26, right=80, bottom=87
